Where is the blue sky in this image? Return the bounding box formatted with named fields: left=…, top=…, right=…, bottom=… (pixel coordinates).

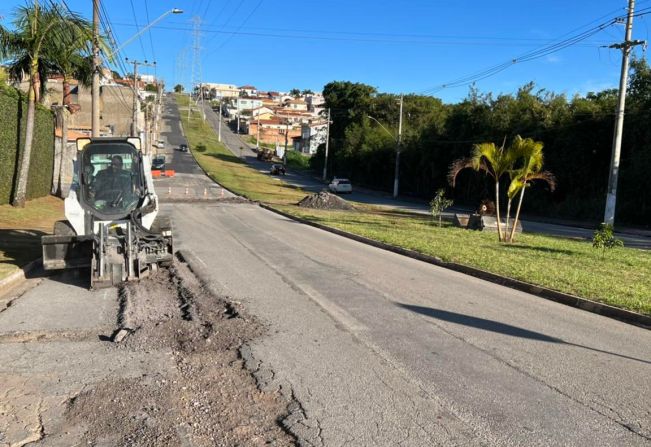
left=1, top=0, right=649, bottom=103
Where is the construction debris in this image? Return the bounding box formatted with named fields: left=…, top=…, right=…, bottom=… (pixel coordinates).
left=298, top=191, right=355, bottom=211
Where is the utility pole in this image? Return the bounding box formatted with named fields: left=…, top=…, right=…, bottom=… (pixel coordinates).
left=218, top=101, right=222, bottom=142
left=284, top=120, right=289, bottom=161
left=236, top=97, right=240, bottom=134
left=127, top=58, right=155, bottom=137
left=322, top=108, right=331, bottom=181
left=604, top=0, right=645, bottom=225
left=131, top=61, right=138, bottom=136
left=393, top=94, right=403, bottom=199
left=91, top=0, right=100, bottom=137
left=256, top=112, right=260, bottom=149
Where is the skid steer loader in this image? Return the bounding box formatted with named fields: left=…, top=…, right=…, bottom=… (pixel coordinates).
left=41, top=137, right=173, bottom=288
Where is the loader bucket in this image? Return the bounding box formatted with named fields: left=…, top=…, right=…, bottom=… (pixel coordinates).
left=41, top=235, right=93, bottom=270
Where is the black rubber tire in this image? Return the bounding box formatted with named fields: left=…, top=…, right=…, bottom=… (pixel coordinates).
left=53, top=220, right=76, bottom=236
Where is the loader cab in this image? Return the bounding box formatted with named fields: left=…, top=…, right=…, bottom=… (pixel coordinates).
left=78, top=138, right=145, bottom=219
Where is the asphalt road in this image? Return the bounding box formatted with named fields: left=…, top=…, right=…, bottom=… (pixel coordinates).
left=161, top=103, right=651, bottom=445
left=170, top=201, right=651, bottom=446
left=153, top=96, right=235, bottom=201
left=201, top=103, right=651, bottom=249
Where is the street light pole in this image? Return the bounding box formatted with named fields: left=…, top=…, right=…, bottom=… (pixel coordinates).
left=91, top=0, right=100, bottom=137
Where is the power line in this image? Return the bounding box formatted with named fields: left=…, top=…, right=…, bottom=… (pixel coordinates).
left=205, top=0, right=265, bottom=55
left=108, top=21, right=612, bottom=48
left=143, top=0, right=156, bottom=63
left=203, top=0, right=246, bottom=46
left=417, top=9, right=651, bottom=95
left=128, top=0, right=148, bottom=60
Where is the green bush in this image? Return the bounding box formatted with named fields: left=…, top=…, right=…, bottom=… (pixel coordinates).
left=0, top=85, right=55, bottom=204
left=285, top=149, right=310, bottom=170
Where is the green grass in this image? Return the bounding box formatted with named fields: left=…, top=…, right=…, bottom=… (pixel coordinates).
left=178, top=95, right=307, bottom=205
left=175, top=94, right=651, bottom=316
left=0, top=195, right=64, bottom=280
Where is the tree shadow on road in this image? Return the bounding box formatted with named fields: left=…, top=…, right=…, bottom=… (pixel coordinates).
left=396, top=303, right=651, bottom=365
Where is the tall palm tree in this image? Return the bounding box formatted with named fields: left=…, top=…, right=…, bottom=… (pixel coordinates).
left=0, top=3, right=89, bottom=207
left=507, top=136, right=556, bottom=242
left=449, top=138, right=514, bottom=241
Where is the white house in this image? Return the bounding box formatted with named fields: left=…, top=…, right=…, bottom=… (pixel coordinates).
left=204, top=83, right=239, bottom=98
left=236, top=97, right=263, bottom=111
left=294, top=121, right=328, bottom=155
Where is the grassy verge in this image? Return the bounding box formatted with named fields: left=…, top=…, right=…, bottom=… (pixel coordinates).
left=175, top=94, right=651, bottom=316
left=0, top=195, right=64, bottom=280
left=178, top=95, right=306, bottom=205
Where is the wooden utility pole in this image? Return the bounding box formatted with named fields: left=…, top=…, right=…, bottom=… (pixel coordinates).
left=604, top=0, right=644, bottom=225
left=91, top=0, right=100, bottom=136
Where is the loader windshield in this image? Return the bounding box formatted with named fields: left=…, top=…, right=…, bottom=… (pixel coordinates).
left=80, top=141, right=144, bottom=217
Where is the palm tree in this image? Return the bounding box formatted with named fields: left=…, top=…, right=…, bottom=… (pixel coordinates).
left=0, top=3, right=89, bottom=207
left=449, top=138, right=514, bottom=241
left=506, top=136, right=556, bottom=242
left=49, top=23, right=97, bottom=197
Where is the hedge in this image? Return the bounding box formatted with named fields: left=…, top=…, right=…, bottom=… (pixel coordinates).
left=0, top=84, right=55, bottom=204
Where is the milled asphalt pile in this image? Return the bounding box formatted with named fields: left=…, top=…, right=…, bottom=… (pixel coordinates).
left=298, top=191, right=355, bottom=211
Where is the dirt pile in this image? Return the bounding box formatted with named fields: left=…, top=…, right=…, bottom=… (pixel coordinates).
left=61, top=261, right=296, bottom=446
left=298, top=191, right=355, bottom=211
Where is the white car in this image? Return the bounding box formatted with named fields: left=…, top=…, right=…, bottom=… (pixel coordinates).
left=328, top=178, right=352, bottom=194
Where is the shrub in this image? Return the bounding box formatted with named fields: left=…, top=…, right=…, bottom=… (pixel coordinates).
left=0, top=85, right=54, bottom=204
left=592, top=223, right=624, bottom=259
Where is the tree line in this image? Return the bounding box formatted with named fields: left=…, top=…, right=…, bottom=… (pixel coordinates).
left=313, top=59, right=651, bottom=226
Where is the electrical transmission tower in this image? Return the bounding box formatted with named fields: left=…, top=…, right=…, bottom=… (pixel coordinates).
left=190, top=16, right=205, bottom=120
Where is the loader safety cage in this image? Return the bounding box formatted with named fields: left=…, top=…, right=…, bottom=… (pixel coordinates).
left=79, top=140, right=147, bottom=222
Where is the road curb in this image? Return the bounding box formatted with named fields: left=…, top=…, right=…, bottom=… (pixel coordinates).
left=258, top=204, right=651, bottom=330
left=0, top=259, right=41, bottom=291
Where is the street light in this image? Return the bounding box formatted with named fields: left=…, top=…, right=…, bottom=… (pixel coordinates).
left=93, top=7, right=183, bottom=136
left=368, top=97, right=403, bottom=199
left=105, top=8, right=184, bottom=60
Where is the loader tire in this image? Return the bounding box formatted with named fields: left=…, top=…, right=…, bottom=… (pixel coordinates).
left=53, top=220, right=76, bottom=236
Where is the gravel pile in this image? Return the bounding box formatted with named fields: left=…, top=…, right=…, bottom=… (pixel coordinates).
left=298, top=191, right=355, bottom=210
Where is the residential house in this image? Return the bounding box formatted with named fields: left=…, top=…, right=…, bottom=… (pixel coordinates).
left=249, top=118, right=301, bottom=145
left=305, top=93, right=325, bottom=113
left=293, top=121, right=328, bottom=155
left=285, top=99, right=308, bottom=111
left=236, top=97, right=263, bottom=111
left=251, top=106, right=275, bottom=120
left=239, top=85, right=257, bottom=96
left=204, top=83, right=239, bottom=99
